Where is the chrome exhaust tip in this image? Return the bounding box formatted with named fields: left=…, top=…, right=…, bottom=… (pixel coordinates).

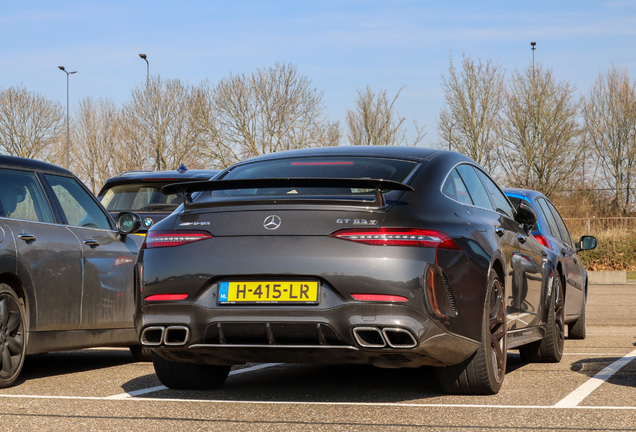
left=141, top=326, right=165, bottom=346
left=164, top=326, right=190, bottom=346
left=352, top=327, right=386, bottom=348
left=382, top=328, right=417, bottom=348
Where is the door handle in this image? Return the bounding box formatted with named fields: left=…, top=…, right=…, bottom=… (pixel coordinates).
left=517, top=235, right=527, bottom=243
left=18, top=233, right=36, bottom=242
left=83, top=238, right=100, bottom=247
left=495, top=227, right=504, bottom=237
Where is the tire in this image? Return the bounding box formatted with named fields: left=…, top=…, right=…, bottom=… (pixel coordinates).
left=519, top=275, right=565, bottom=363
left=0, top=283, right=27, bottom=389
left=437, top=272, right=507, bottom=395
left=568, top=296, right=586, bottom=340
left=129, top=345, right=153, bottom=362
left=152, top=352, right=231, bottom=390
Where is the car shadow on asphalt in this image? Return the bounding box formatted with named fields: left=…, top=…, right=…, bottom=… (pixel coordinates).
left=122, top=353, right=528, bottom=402
left=569, top=356, right=636, bottom=388
left=16, top=349, right=136, bottom=385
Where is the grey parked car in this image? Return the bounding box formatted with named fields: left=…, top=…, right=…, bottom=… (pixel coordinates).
left=0, top=156, right=143, bottom=387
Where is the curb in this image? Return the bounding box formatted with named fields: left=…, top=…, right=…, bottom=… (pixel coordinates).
left=588, top=271, right=627, bottom=285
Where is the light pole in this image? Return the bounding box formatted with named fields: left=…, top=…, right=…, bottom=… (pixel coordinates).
left=139, top=54, right=150, bottom=171
left=58, top=66, right=77, bottom=169
left=530, top=42, right=536, bottom=77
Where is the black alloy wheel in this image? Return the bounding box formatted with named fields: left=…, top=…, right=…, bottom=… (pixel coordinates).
left=0, top=284, right=27, bottom=388
left=519, top=275, right=565, bottom=363
left=437, top=272, right=507, bottom=395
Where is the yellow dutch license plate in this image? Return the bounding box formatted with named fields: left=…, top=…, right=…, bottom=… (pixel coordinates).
left=218, top=281, right=319, bottom=304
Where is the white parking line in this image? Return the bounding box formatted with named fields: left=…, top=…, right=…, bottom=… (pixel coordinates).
left=105, top=363, right=282, bottom=399
left=554, top=348, right=636, bottom=408
left=2, top=393, right=636, bottom=410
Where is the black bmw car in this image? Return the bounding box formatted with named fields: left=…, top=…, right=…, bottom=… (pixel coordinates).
left=98, top=165, right=220, bottom=234
left=134, top=146, right=566, bottom=395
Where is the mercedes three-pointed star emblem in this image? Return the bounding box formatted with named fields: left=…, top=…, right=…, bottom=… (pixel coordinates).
left=263, top=215, right=282, bottom=230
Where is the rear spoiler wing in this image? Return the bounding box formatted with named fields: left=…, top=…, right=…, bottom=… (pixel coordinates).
left=162, top=177, right=414, bottom=209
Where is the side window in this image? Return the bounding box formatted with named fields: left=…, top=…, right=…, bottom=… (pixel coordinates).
left=0, top=169, right=54, bottom=223
left=537, top=198, right=560, bottom=239
left=45, top=174, right=112, bottom=230
left=475, top=170, right=515, bottom=219
left=456, top=164, right=493, bottom=210
left=442, top=169, right=473, bottom=205
left=546, top=200, right=574, bottom=248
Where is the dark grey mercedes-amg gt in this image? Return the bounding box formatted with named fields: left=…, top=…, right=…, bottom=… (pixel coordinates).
left=134, top=146, right=565, bottom=395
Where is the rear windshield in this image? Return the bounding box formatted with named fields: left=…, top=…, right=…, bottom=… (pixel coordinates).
left=198, top=157, right=419, bottom=203
left=100, top=183, right=183, bottom=212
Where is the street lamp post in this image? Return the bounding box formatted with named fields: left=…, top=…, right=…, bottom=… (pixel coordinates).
left=58, top=66, right=77, bottom=170
left=139, top=54, right=150, bottom=171
left=530, top=42, right=536, bottom=77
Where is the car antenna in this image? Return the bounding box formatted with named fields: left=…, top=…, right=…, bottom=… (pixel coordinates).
left=177, top=164, right=188, bottom=174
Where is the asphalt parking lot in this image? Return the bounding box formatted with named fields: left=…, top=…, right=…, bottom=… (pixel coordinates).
left=1, top=283, right=636, bottom=431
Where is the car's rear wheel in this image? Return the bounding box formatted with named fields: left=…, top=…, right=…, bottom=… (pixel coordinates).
left=151, top=352, right=231, bottom=390
left=568, top=295, right=586, bottom=340
left=129, top=345, right=153, bottom=362
left=519, top=275, right=565, bottom=362
left=0, top=284, right=27, bottom=389
left=437, top=272, right=507, bottom=395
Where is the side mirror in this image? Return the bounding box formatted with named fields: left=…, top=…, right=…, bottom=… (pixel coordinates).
left=515, top=200, right=537, bottom=229
left=576, top=235, right=597, bottom=252
left=116, top=212, right=142, bottom=236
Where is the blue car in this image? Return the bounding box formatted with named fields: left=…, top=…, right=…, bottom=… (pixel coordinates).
left=504, top=188, right=597, bottom=343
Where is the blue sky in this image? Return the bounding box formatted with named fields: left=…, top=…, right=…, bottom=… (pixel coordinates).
left=1, top=1, right=635, bottom=145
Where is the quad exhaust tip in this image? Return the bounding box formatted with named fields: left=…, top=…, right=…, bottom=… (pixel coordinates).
left=382, top=327, right=417, bottom=348
left=353, top=327, right=386, bottom=348
left=141, top=326, right=165, bottom=346
left=141, top=325, right=190, bottom=346
left=164, top=326, right=190, bottom=346
left=353, top=326, right=417, bottom=349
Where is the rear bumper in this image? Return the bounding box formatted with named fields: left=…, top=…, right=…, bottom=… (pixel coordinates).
left=137, top=302, right=480, bottom=368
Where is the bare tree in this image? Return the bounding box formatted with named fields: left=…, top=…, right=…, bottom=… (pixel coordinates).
left=70, top=97, right=142, bottom=192
left=437, top=55, right=504, bottom=173
left=193, top=63, right=337, bottom=169
left=124, top=75, right=203, bottom=171
left=0, top=86, right=64, bottom=162
left=346, top=86, right=425, bottom=146
left=499, top=64, right=584, bottom=198
left=582, top=64, right=636, bottom=214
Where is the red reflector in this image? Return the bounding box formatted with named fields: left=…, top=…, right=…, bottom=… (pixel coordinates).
left=533, top=234, right=551, bottom=250
left=145, top=294, right=188, bottom=301
left=351, top=294, right=409, bottom=302
left=143, top=230, right=212, bottom=248
left=330, top=228, right=461, bottom=250
left=290, top=161, right=354, bottom=166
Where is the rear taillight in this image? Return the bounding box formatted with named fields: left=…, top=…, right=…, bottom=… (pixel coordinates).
left=533, top=234, right=551, bottom=250
left=330, top=228, right=461, bottom=250
left=142, top=230, right=213, bottom=249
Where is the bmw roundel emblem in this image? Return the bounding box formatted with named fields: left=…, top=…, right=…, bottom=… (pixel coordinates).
left=143, top=218, right=153, bottom=228
left=263, top=215, right=282, bottom=230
